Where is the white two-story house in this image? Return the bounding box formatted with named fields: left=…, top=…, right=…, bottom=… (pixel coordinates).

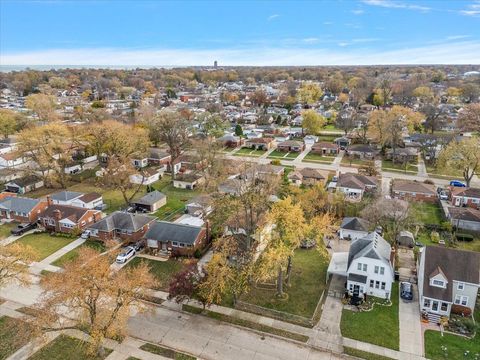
left=418, top=246, right=480, bottom=323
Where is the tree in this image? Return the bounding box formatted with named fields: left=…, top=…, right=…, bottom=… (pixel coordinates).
left=0, top=109, right=18, bottom=138
left=421, top=103, right=446, bottom=134
left=198, top=112, right=227, bottom=138
left=234, top=124, right=243, bottom=137
left=301, top=109, right=326, bottom=135
left=461, top=83, right=480, bottom=103
left=437, top=137, right=480, bottom=187
left=250, top=89, right=269, bottom=106
left=25, top=93, right=59, bottom=122
left=168, top=260, right=208, bottom=308
left=375, top=73, right=394, bottom=106
left=412, top=86, right=434, bottom=103
left=0, top=244, right=37, bottom=288
left=297, top=82, right=323, bottom=105
left=153, top=111, right=190, bottom=167
left=457, top=104, right=480, bottom=132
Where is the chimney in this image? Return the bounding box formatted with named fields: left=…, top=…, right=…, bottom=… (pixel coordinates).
left=390, top=247, right=396, bottom=266
left=46, top=195, right=53, bottom=206
left=53, top=209, right=62, bottom=232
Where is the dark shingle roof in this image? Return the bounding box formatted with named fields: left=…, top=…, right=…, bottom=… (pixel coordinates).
left=133, top=191, right=166, bottom=206
left=145, top=221, right=203, bottom=245
left=41, top=205, right=92, bottom=223
left=0, top=196, right=40, bottom=214
left=341, top=217, right=370, bottom=231
left=448, top=207, right=480, bottom=222
left=88, top=211, right=155, bottom=232
left=50, top=190, right=83, bottom=202
left=392, top=180, right=436, bottom=195
left=337, top=173, right=377, bottom=190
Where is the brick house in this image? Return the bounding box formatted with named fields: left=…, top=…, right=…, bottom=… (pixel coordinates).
left=39, top=204, right=102, bottom=234
left=144, top=220, right=207, bottom=257
left=244, top=137, right=276, bottom=150
left=87, top=211, right=155, bottom=243
left=450, top=187, right=480, bottom=209
left=391, top=180, right=437, bottom=203
left=0, top=196, right=48, bottom=223
left=276, top=140, right=305, bottom=152
left=336, top=173, right=378, bottom=201
left=287, top=167, right=327, bottom=186
left=311, top=142, right=339, bottom=155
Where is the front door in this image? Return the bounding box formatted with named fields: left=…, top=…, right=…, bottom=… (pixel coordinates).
left=353, top=285, right=360, bottom=297
left=432, top=301, right=439, bottom=312
left=161, top=242, right=167, bottom=251
left=455, top=197, right=461, bottom=206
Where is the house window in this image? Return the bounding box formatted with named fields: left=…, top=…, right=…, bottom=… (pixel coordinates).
left=380, top=267, right=385, bottom=275
left=432, top=279, right=445, bottom=288
left=381, top=282, right=386, bottom=290
left=363, top=264, right=367, bottom=272
left=424, top=299, right=431, bottom=308
left=179, top=243, right=186, bottom=248
left=172, top=242, right=178, bottom=247
left=349, top=284, right=353, bottom=291
left=455, top=295, right=468, bottom=306
left=441, top=303, right=448, bottom=312
left=370, top=280, right=374, bottom=288
left=357, top=263, right=362, bottom=271
left=374, top=266, right=379, bottom=274
left=457, top=282, right=465, bottom=291
left=375, top=281, right=380, bottom=289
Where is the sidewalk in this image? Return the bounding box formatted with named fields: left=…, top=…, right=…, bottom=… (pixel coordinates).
left=417, top=155, right=428, bottom=177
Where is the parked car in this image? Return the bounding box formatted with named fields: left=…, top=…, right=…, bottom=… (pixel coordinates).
left=132, top=240, right=145, bottom=251
left=11, top=222, right=37, bottom=236
left=439, top=191, right=449, bottom=200
left=400, top=281, right=413, bottom=301
left=81, top=229, right=91, bottom=239
left=116, top=246, right=136, bottom=263
left=450, top=180, right=466, bottom=187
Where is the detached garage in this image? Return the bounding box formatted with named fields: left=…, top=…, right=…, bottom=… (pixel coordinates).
left=132, top=191, right=167, bottom=213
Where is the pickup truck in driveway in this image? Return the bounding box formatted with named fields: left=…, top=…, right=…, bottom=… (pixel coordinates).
left=11, top=223, right=37, bottom=236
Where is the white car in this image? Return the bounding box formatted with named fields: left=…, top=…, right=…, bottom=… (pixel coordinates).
left=116, top=246, right=136, bottom=264
left=81, top=230, right=91, bottom=239
left=439, top=191, right=448, bottom=200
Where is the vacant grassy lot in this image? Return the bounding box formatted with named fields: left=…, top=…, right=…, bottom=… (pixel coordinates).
left=0, top=222, right=15, bottom=240
left=0, top=316, right=32, bottom=359
left=411, top=202, right=444, bottom=225
left=29, top=335, right=112, bottom=360
left=340, top=283, right=399, bottom=350
left=303, top=152, right=335, bottom=164
left=12, top=233, right=75, bottom=261
left=52, top=240, right=106, bottom=267
left=241, top=248, right=328, bottom=318
left=381, top=160, right=417, bottom=173
left=125, top=257, right=187, bottom=290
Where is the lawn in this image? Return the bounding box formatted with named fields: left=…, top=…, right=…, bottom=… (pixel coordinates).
left=29, top=335, right=112, bottom=360
left=303, top=152, right=336, bottom=164
left=51, top=240, right=106, bottom=267
left=0, top=222, right=15, bottom=240
left=240, top=248, right=328, bottom=318
left=0, top=316, right=32, bottom=359
left=424, top=302, right=479, bottom=360
left=233, top=148, right=267, bottom=157
left=340, top=283, right=399, bottom=350
left=139, top=343, right=196, bottom=360
left=322, top=124, right=343, bottom=131
left=341, top=156, right=373, bottom=167
left=381, top=160, right=417, bottom=173
left=425, top=163, right=463, bottom=178
left=267, top=150, right=299, bottom=160
left=343, top=347, right=394, bottom=360
left=12, top=233, right=75, bottom=261
left=411, top=202, right=444, bottom=225
left=125, top=257, right=187, bottom=290
left=151, top=178, right=200, bottom=221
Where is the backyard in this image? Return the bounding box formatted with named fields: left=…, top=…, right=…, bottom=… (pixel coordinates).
left=11, top=233, right=75, bottom=261
left=340, top=283, right=399, bottom=350
left=125, top=257, right=188, bottom=290
left=240, top=248, right=328, bottom=318
left=51, top=240, right=106, bottom=267
left=29, top=335, right=112, bottom=360
left=303, top=152, right=336, bottom=164
left=411, top=202, right=444, bottom=225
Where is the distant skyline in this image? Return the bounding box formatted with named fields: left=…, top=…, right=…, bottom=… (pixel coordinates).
left=1, top=0, right=480, bottom=66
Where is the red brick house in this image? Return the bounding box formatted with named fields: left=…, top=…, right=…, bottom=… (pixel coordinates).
left=276, top=140, right=305, bottom=152
left=39, top=204, right=102, bottom=234
left=311, top=142, right=339, bottom=155
left=0, top=195, right=48, bottom=223
left=391, top=180, right=437, bottom=203
left=450, top=187, right=480, bottom=209
left=244, top=137, right=276, bottom=150
left=87, top=211, right=155, bottom=243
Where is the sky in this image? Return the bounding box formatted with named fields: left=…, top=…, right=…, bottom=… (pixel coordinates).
left=1, top=0, right=480, bottom=66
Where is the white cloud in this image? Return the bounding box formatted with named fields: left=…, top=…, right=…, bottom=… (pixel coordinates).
left=302, top=38, right=320, bottom=44
left=323, top=21, right=333, bottom=25
left=2, top=41, right=479, bottom=66
left=445, top=35, right=470, bottom=40
left=352, top=9, right=365, bottom=15
left=267, top=14, right=280, bottom=21
left=459, top=1, right=480, bottom=16
left=362, top=0, right=430, bottom=12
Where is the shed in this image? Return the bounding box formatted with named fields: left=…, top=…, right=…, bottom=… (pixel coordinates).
left=397, top=230, right=415, bottom=248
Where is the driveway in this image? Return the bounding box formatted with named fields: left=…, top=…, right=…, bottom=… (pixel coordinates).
left=399, top=284, right=423, bottom=356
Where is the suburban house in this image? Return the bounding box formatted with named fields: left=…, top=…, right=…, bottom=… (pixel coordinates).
left=417, top=246, right=480, bottom=322
left=132, top=191, right=166, bottom=213
left=276, top=140, right=305, bottom=152
left=346, top=144, right=378, bottom=159
left=447, top=207, right=480, bottom=231
left=38, top=204, right=102, bottom=233
left=147, top=148, right=171, bottom=166
left=144, top=220, right=207, bottom=256
left=311, top=142, right=339, bottom=155
left=0, top=151, right=26, bottom=169
left=186, top=195, right=212, bottom=217
left=327, top=232, right=395, bottom=299
left=5, top=175, right=44, bottom=194
left=334, top=137, right=351, bottom=149
left=244, top=137, right=276, bottom=150
left=173, top=172, right=204, bottom=190
left=49, top=191, right=103, bottom=210
left=450, top=187, right=480, bottom=209
left=339, top=217, right=370, bottom=241
left=385, top=147, right=418, bottom=163
left=0, top=196, right=48, bottom=223
left=88, top=211, right=155, bottom=242
left=217, top=134, right=244, bottom=148
left=336, top=173, right=378, bottom=200
left=391, top=180, right=437, bottom=203
left=287, top=168, right=326, bottom=186
left=129, top=167, right=164, bottom=186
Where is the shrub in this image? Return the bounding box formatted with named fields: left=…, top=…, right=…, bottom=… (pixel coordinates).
left=430, top=231, right=440, bottom=243
left=424, top=179, right=434, bottom=185
left=456, top=233, right=474, bottom=242
left=451, top=304, right=472, bottom=317
left=270, top=159, right=281, bottom=166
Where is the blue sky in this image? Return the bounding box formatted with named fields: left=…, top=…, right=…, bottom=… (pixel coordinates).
left=1, top=0, right=480, bottom=65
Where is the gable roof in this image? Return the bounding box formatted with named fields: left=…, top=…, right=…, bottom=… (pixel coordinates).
left=300, top=168, right=326, bottom=180
left=41, top=204, right=93, bottom=223
left=348, top=232, right=391, bottom=269
left=0, top=196, right=40, bottom=214
left=341, top=217, right=370, bottom=232
left=448, top=207, right=480, bottom=222
left=451, top=187, right=480, bottom=199
left=145, top=221, right=204, bottom=245
left=422, top=246, right=480, bottom=302
left=337, top=173, right=377, bottom=190
left=392, top=180, right=436, bottom=195
left=50, top=190, right=83, bottom=202
left=88, top=211, right=155, bottom=232
left=78, top=192, right=102, bottom=203
left=6, top=175, right=42, bottom=188
left=133, top=191, right=166, bottom=206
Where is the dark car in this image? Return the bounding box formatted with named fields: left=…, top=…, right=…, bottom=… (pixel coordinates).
left=11, top=222, right=37, bottom=236
left=450, top=180, right=466, bottom=187
left=400, top=281, right=413, bottom=301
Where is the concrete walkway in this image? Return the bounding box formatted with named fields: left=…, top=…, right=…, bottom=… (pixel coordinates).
left=399, top=285, right=423, bottom=357
left=417, top=155, right=428, bottom=177
left=293, top=144, right=312, bottom=164
left=259, top=147, right=276, bottom=159
left=0, top=229, right=37, bottom=246
left=40, top=237, right=85, bottom=266
left=331, top=151, right=344, bottom=168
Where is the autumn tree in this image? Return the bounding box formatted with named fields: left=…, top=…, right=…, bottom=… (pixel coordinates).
left=457, top=103, right=480, bottom=132
left=197, top=112, right=227, bottom=138
left=412, top=86, right=434, bottom=103
left=168, top=260, right=209, bottom=308
left=297, top=82, right=323, bottom=105
left=301, top=109, right=326, bottom=135
left=437, top=137, right=480, bottom=187
left=0, top=244, right=37, bottom=288
left=421, top=103, right=446, bottom=134
left=461, top=83, right=480, bottom=103
left=375, top=73, right=395, bottom=106
left=25, top=93, right=60, bottom=122
left=32, top=248, right=156, bottom=355
left=250, top=89, right=269, bottom=106
left=0, top=109, right=18, bottom=138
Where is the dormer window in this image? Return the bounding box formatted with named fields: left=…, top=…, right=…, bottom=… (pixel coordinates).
left=457, top=282, right=465, bottom=291
left=431, top=279, right=446, bottom=288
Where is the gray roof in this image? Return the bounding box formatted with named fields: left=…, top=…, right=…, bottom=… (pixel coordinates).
left=348, top=232, right=392, bottom=269
left=348, top=273, right=367, bottom=284
left=422, top=246, right=480, bottom=302
left=6, top=175, right=42, bottom=188
left=145, top=221, right=203, bottom=245
left=50, top=190, right=83, bottom=202
left=341, top=217, right=370, bottom=232
left=88, top=211, right=155, bottom=232
left=0, top=196, right=40, bottom=214
left=133, top=191, right=166, bottom=206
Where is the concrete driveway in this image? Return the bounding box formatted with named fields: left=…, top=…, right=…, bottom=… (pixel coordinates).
left=399, top=283, right=423, bottom=356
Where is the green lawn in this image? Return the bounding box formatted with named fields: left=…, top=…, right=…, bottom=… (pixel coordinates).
left=381, top=160, right=418, bottom=173
left=303, top=152, right=336, bottom=164
left=29, top=335, right=112, bottom=360
left=241, top=248, right=328, bottom=318
left=151, top=178, right=200, bottom=221
left=125, top=257, right=187, bottom=291
left=0, top=316, right=32, bottom=360
left=424, top=302, right=479, bottom=360
left=234, top=148, right=267, bottom=157
left=343, top=347, right=394, bottom=360
left=0, top=223, right=15, bottom=240
left=51, top=240, right=106, bottom=267
left=341, top=156, right=373, bottom=167
left=139, top=343, right=196, bottom=360
left=322, top=124, right=343, bottom=131
left=267, top=150, right=299, bottom=160
left=11, top=233, right=75, bottom=261
left=411, top=202, right=444, bottom=225
left=340, top=283, right=399, bottom=350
